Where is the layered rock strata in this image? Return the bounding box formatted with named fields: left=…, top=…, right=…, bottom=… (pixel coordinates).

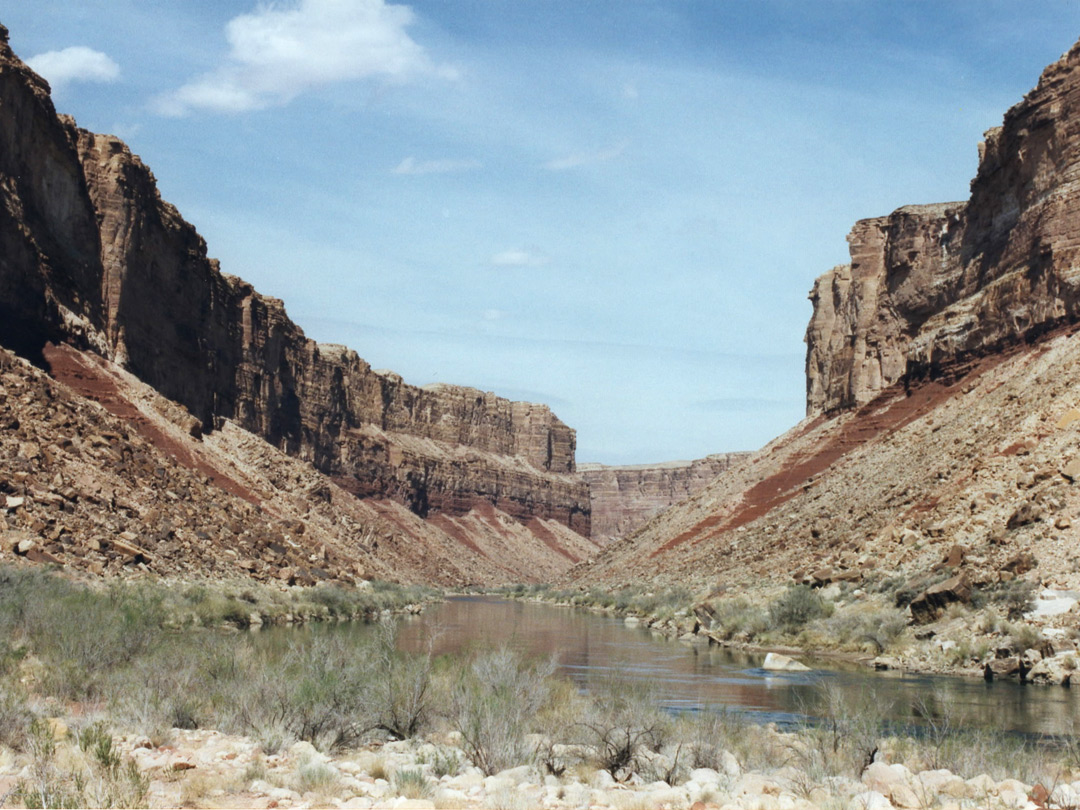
left=0, top=25, right=588, bottom=535
left=806, top=39, right=1080, bottom=416
left=579, top=453, right=749, bottom=544
left=577, top=38, right=1080, bottom=597
left=0, top=344, right=597, bottom=585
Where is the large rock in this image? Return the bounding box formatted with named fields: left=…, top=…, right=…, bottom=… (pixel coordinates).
left=0, top=26, right=589, bottom=536
left=909, top=574, right=972, bottom=624
left=762, top=652, right=811, bottom=671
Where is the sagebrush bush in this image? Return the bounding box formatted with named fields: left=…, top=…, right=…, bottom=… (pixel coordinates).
left=768, top=586, right=832, bottom=634
left=450, top=647, right=554, bottom=775
left=707, top=597, right=769, bottom=640
left=576, top=674, right=669, bottom=778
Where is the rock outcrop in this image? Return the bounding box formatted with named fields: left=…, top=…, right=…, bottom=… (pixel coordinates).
left=806, top=39, right=1080, bottom=416
left=574, top=38, right=1080, bottom=600
left=0, top=25, right=589, bottom=538
left=578, top=454, right=749, bottom=544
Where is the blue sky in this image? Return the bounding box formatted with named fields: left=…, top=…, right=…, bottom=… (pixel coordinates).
left=4, top=2, right=1080, bottom=464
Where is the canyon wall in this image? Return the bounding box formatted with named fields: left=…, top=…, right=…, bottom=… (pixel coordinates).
left=806, top=39, right=1080, bottom=416
left=579, top=453, right=749, bottom=544
left=0, top=26, right=589, bottom=534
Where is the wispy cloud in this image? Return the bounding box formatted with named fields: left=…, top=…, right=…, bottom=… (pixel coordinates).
left=392, top=156, right=481, bottom=175
left=544, top=140, right=628, bottom=171
left=490, top=249, right=549, bottom=268
left=153, top=0, right=453, bottom=116
left=26, top=46, right=119, bottom=90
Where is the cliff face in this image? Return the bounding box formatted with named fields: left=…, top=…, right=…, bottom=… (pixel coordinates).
left=578, top=454, right=749, bottom=544
left=575, top=38, right=1080, bottom=595
left=0, top=26, right=589, bottom=536
left=806, top=40, right=1080, bottom=416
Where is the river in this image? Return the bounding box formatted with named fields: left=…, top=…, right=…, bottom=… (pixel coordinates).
left=384, top=595, right=1080, bottom=739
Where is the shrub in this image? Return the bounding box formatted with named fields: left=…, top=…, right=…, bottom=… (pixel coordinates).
left=392, top=767, right=433, bottom=799
left=234, top=633, right=371, bottom=751
left=15, top=719, right=148, bottom=810
left=449, top=647, right=554, bottom=775
left=768, top=586, right=832, bottom=634
left=792, top=681, right=890, bottom=778
left=576, top=674, right=669, bottom=778
left=709, top=597, right=769, bottom=640
left=417, top=745, right=462, bottom=778
left=367, top=619, right=434, bottom=740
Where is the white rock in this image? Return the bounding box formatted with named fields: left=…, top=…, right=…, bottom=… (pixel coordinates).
left=591, top=769, right=616, bottom=789
left=646, top=785, right=690, bottom=808
left=762, top=652, right=811, bottom=671
left=690, top=767, right=722, bottom=785
left=851, top=790, right=892, bottom=810
left=721, top=750, right=741, bottom=777
left=269, top=787, right=301, bottom=802
left=863, top=761, right=914, bottom=795
left=288, top=740, right=323, bottom=762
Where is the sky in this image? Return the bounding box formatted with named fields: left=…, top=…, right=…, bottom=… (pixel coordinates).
left=3, top=2, right=1080, bottom=465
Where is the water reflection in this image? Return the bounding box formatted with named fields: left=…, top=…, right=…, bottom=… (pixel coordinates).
left=390, top=596, right=1080, bottom=737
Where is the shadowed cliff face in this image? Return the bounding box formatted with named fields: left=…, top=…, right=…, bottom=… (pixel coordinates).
left=806, top=39, right=1080, bottom=417
left=0, top=25, right=589, bottom=535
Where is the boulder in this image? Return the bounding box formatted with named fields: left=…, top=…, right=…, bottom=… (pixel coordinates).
left=762, top=652, right=810, bottom=672
left=909, top=574, right=971, bottom=624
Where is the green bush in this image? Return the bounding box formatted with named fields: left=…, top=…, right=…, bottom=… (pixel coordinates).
left=767, top=586, right=832, bottom=634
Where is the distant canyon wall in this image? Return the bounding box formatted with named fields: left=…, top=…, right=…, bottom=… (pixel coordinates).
left=579, top=453, right=750, bottom=544
left=0, top=25, right=589, bottom=534
left=806, top=40, right=1080, bottom=416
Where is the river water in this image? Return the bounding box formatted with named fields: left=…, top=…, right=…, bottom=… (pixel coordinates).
left=385, top=595, right=1080, bottom=738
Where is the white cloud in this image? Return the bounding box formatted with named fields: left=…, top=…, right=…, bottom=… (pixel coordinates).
left=392, top=156, right=481, bottom=175
left=491, top=249, right=549, bottom=268
left=481, top=308, right=504, bottom=321
left=544, top=140, right=628, bottom=171
left=153, top=0, right=452, bottom=116
left=26, top=46, right=120, bottom=90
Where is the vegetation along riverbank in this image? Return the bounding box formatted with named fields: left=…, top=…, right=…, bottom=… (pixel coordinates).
left=490, top=574, right=1078, bottom=686
left=1, top=567, right=1079, bottom=809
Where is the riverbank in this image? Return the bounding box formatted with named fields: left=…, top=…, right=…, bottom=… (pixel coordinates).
left=1, top=570, right=1077, bottom=808
left=1, top=707, right=1074, bottom=809
left=489, top=577, right=1078, bottom=686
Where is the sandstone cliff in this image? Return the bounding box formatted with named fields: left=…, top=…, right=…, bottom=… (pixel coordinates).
left=578, top=454, right=749, bottom=544
left=806, top=39, right=1080, bottom=416
left=0, top=344, right=597, bottom=586
left=575, top=39, right=1080, bottom=596
left=0, top=24, right=589, bottom=541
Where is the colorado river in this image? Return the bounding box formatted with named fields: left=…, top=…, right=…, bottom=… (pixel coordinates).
left=385, top=595, right=1080, bottom=738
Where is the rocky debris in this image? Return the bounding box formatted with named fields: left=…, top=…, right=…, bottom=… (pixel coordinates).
left=578, top=453, right=750, bottom=544
left=0, top=719, right=1070, bottom=810
left=909, top=574, right=972, bottom=625
left=0, top=32, right=589, bottom=537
